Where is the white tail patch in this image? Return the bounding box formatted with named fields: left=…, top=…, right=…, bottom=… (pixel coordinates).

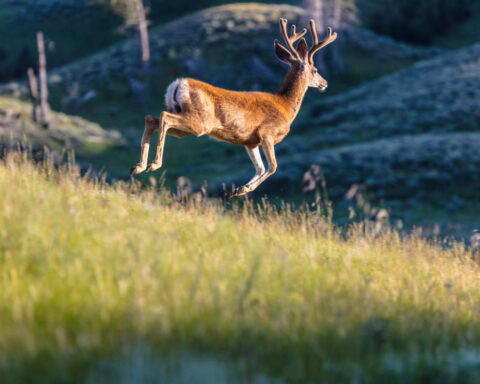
left=165, top=79, right=189, bottom=113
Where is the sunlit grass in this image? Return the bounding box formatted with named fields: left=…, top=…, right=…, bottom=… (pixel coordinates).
left=0, top=153, right=479, bottom=383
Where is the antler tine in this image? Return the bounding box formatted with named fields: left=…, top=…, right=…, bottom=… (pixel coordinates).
left=309, top=19, right=319, bottom=46
left=279, top=18, right=307, bottom=59
left=308, top=23, right=338, bottom=65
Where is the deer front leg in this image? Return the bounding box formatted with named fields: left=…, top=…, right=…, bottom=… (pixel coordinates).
left=232, top=137, right=277, bottom=197
left=246, top=146, right=266, bottom=182
left=130, top=115, right=157, bottom=175
left=231, top=146, right=265, bottom=196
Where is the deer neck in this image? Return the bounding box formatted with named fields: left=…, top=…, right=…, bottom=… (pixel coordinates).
left=277, top=67, right=308, bottom=121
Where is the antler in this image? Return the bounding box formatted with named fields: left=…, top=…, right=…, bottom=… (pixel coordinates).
left=279, top=18, right=307, bottom=59
left=308, top=20, right=337, bottom=65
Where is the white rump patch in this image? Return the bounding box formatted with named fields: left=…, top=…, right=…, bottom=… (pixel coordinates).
left=164, top=79, right=189, bottom=113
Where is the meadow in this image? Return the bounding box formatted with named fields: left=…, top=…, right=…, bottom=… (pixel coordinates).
left=1, top=2, right=480, bottom=381
left=1, top=153, right=479, bottom=383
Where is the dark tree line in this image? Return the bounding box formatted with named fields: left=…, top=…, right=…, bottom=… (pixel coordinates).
left=360, top=0, right=474, bottom=44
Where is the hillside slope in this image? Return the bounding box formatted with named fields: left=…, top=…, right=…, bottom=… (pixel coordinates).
left=0, top=96, right=124, bottom=151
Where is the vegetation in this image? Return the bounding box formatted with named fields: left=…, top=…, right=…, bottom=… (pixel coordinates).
left=358, top=0, right=475, bottom=44
left=1, top=154, right=480, bottom=383
left=92, top=0, right=140, bottom=24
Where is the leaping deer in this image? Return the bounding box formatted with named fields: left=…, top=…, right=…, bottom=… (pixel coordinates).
left=130, top=18, right=337, bottom=196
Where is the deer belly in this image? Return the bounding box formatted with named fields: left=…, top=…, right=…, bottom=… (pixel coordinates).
left=209, top=127, right=258, bottom=146
left=209, top=129, right=236, bottom=143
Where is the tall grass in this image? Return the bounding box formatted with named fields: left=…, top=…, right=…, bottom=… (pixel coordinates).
left=0, top=152, right=479, bottom=383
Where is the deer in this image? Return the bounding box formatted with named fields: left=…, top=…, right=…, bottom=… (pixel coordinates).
left=130, top=18, right=337, bottom=197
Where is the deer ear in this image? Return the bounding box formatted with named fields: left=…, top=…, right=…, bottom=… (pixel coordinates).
left=274, top=40, right=294, bottom=64
left=296, top=38, right=308, bottom=60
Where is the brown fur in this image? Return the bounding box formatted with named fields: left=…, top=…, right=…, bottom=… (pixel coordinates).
left=131, top=19, right=337, bottom=197
left=173, top=78, right=303, bottom=147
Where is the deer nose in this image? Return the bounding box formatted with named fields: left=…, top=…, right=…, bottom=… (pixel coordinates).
left=319, top=83, right=328, bottom=92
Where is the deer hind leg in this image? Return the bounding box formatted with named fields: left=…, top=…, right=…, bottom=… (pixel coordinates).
left=146, top=111, right=193, bottom=173
left=232, top=137, right=277, bottom=197
left=244, top=145, right=265, bottom=183
left=130, top=115, right=158, bottom=175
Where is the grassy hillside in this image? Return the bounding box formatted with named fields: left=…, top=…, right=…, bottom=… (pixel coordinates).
left=0, top=96, right=124, bottom=152
left=1, top=155, right=480, bottom=383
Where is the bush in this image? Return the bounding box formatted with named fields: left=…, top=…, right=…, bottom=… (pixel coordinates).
left=359, top=0, right=474, bottom=44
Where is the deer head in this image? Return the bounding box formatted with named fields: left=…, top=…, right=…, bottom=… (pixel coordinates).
left=274, top=19, right=337, bottom=92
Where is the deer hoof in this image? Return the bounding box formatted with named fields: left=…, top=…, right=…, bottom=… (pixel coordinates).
left=146, top=161, right=162, bottom=173
left=231, top=185, right=250, bottom=197
left=130, top=163, right=147, bottom=175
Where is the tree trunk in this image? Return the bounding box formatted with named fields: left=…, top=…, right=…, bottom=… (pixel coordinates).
left=328, top=0, right=344, bottom=74
left=135, top=0, right=150, bottom=69
left=311, top=0, right=324, bottom=33
left=36, top=31, right=49, bottom=128
left=304, top=0, right=326, bottom=73
left=27, top=68, right=39, bottom=123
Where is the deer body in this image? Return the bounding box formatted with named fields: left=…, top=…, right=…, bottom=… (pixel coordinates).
left=131, top=19, right=337, bottom=196
left=165, top=78, right=305, bottom=145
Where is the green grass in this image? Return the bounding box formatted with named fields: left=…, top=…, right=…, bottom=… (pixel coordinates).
left=1, top=154, right=480, bottom=383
